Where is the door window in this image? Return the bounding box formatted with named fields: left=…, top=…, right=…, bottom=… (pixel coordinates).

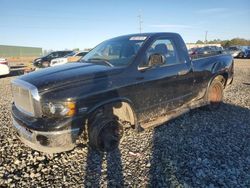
left=141, top=39, right=179, bottom=68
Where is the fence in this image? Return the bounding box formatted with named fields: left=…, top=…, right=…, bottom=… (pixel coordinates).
left=0, top=45, right=42, bottom=57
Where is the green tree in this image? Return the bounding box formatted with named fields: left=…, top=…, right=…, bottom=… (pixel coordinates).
left=196, top=40, right=204, bottom=44
left=220, top=38, right=250, bottom=47
left=195, top=38, right=250, bottom=48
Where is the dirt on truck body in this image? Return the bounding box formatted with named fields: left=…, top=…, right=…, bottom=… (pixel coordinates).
left=11, top=32, right=234, bottom=153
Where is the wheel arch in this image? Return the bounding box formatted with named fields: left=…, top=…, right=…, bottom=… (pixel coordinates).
left=204, top=73, right=226, bottom=101
left=211, top=57, right=233, bottom=87
left=209, top=73, right=228, bottom=88
left=87, top=97, right=138, bottom=127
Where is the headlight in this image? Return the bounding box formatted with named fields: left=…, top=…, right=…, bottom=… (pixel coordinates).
left=42, top=101, right=76, bottom=117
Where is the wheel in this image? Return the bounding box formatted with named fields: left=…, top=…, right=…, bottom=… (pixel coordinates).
left=239, top=52, right=243, bottom=58
left=88, top=110, right=124, bottom=152
left=206, top=78, right=224, bottom=110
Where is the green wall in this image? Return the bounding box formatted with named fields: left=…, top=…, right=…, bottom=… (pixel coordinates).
left=0, top=45, right=42, bottom=57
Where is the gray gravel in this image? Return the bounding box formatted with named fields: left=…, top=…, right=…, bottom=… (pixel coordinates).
left=0, top=59, right=250, bottom=187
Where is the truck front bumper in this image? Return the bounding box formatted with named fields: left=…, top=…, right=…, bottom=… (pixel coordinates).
left=12, top=118, right=80, bottom=154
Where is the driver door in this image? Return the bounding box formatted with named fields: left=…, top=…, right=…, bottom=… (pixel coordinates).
left=134, top=38, right=194, bottom=122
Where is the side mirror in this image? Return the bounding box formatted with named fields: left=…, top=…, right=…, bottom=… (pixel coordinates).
left=148, top=53, right=165, bottom=67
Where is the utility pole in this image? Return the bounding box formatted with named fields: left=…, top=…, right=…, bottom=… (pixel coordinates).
left=205, top=31, right=208, bottom=44
left=138, top=11, right=143, bottom=33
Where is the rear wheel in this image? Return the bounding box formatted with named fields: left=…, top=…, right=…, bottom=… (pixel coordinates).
left=238, top=52, right=243, bottom=58
left=206, top=79, right=224, bottom=110
left=88, top=110, right=124, bottom=152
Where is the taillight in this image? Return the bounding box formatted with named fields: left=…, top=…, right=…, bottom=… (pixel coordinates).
left=0, top=61, right=8, bottom=65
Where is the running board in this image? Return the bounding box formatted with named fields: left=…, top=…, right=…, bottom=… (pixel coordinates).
left=140, top=99, right=208, bottom=129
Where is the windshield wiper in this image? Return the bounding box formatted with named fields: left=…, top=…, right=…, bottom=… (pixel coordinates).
left=88, top=58, right=114, bottom=67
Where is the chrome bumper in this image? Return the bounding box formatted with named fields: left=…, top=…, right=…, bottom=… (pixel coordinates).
left=13, top=119, right=80, bottom=153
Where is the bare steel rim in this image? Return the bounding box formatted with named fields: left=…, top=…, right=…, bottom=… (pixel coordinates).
left=208, top=82, right=223, bottom=104
left=97, top=120, right=124, bottom=152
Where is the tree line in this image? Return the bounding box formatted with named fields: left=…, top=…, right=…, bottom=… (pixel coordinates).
left=196, top=38, right=250, bottom=48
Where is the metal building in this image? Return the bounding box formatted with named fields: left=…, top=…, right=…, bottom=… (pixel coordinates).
left=0, top=45, right=42, bottom=57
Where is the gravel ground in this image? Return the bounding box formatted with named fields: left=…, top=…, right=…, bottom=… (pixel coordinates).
left=0, top=59, right=249, bottom=187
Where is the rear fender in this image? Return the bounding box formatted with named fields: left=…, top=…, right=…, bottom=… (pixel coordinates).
left=211, top=61, right=227, bottom=75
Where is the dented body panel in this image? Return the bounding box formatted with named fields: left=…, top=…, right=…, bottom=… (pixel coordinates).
left=11, top=33, right=234, bottom=153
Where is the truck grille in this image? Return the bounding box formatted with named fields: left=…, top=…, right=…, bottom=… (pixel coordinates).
left=11, top=79, right=41, bottom=117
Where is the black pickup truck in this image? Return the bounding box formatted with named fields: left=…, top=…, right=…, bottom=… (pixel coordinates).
left=11, top=33, right=233, bottom=153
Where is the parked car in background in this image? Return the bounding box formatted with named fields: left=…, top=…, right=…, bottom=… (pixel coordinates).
left=50, top=51, right=88, bottom=67
left=189, top=46, right=223, bottom=59
left=244, top=49, right=250, bottom=58
left=226, top=46, right=244, bottom=58
left=0, top=58, right=10, bottom=76
left=209, top=46, right=224, bottom=53
left=240, top=46, right=250, bottom=58
left=188, top=47, right=201, bottom=56
left=33, top=50, right=73, bottom=68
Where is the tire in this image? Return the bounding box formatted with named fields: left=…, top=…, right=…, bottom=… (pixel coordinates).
left=239, top=52, right=243, bottom=58
left=206, top=78, right=224, bottom=110
left=88, top=110, right=124, bottom=152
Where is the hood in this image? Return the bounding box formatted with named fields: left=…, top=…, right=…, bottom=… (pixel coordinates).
left=33, top=57, right=42, bottom=62
left=18, top=62, right=122, bottom=91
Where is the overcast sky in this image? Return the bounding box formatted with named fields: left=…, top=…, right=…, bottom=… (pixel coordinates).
left=1, top=0, right=250, bottom=50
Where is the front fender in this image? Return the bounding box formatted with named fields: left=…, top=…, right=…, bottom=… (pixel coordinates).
left=86, top=97, right=138, bottom=128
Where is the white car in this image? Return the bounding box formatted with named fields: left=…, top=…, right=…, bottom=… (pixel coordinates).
left=0, top=58, right=10, bottom=76
left=50, top=51, right=88, bottom=67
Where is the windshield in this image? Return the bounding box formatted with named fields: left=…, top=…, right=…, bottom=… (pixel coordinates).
left=47, top=52, right=58, bottom=58
left=82, top=37, right=146, bottom=67
left=64, top=51, right=77, bottom=57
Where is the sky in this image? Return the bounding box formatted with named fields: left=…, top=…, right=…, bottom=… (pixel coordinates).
left=0, top=0, right=250, bottom=50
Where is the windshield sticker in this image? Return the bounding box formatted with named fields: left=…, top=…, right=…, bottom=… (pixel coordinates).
left=129, top=36, right=147, bottom=41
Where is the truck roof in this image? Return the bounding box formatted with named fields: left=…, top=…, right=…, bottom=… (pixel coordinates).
left=109, top=32, right=181, bottom=40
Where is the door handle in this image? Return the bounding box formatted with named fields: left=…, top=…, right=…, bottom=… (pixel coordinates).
left=178, top=70, right=189, bottom=76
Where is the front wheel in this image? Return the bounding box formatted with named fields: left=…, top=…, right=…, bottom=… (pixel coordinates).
left=206, top=79, right=224, bottom=110
left=88, top=112, right=124, bottom=152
